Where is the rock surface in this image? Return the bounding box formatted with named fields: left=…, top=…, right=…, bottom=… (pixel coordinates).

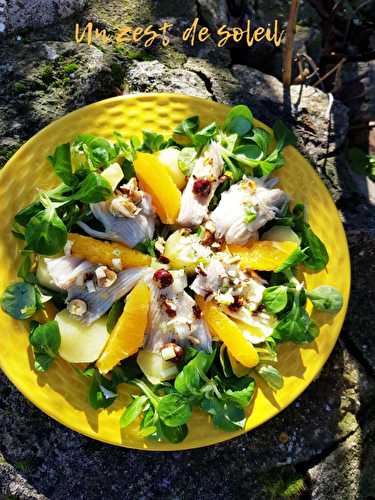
left=308, top=419, right=375, bottom=499
left=0, top=342, right=373, bottom=498
left=0, top=0, right=87, bottom=33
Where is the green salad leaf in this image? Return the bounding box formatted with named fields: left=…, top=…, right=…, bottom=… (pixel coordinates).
left=224, top=105, right=253, bottom=136
left=1, top=282, right=38, bottom=319
left=262, top=285, right=289, bottom=314
left=24, top=197, right=67, bottom=256
left=48, top=143, right=77, bottom=187
left=257, top=364, right=284, bottom=390
left=120, top=395, right=148, bottom=429
left=69, top=171, right=112, bottom=204
left=307, top=286, right=343, bottom=312
left=29, top=320, right=61, bottom=372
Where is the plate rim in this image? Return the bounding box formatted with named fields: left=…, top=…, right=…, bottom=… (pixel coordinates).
left=0, top=92, right=351, bottom=451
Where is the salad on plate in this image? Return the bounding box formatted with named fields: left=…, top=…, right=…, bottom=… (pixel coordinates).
left=1, top=104, right=343, bottom=443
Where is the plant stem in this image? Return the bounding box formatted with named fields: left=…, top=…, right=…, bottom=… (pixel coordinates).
left=282, top=0, right=300, bottom=87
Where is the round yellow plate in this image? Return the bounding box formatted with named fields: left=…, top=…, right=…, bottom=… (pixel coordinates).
left=0, top=94, right=350, bottom=451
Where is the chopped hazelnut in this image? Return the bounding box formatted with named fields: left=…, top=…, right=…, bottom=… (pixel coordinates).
left=67, top=299, right=88, bottom=317
left=95, top=266, right=118, bottom=288
left=161, top=343, right=184, bottom=361
left=161, top=296, right=177, bottom=318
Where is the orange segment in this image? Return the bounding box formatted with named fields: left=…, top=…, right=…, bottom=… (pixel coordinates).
left=96, top=281, right=150, bottom=374
left=69, top=233, right=150, bottom=269
left=229, top=240, right=298, bottom=271
left=134, top=152, right=181, bottom=224
left=197, top=297, right=259, bottom=368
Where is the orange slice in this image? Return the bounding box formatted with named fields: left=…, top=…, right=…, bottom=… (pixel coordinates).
left=229, top=240, right=298, bottom=271
left=134, top=152, right=181, bottom=224
left=197, top=297, right=259, bottom=368
left=96, top=281, right=150, bottom=374
left=69, top=233, right=150, bottom=269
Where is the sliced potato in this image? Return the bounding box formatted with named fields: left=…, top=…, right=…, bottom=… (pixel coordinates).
left=164, top=229, right=209, bottom=273
left=101, top=162, right=124, bottom=191
left=137, top=350, right=178, bottom=385
left=261, top=226, right=300, bottom=245
left=56, top=309, right=109, bottom=363
left=156, top=148, right=186, bottom=190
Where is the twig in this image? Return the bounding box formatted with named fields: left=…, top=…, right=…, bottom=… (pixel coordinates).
left=300, top=53, right=321, bottom=85
left=312, top=57, right=346, bottom=88
left=282, top=0, right=300, bottom=87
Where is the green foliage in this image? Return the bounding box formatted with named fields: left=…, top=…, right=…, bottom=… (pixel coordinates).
left=106, top=299, right=124, bottom=333
left=307, top=285, right=343, bottom=312
left=262, top=469, right=305, bottom=499
left=29, top=320, right=61, bottom=372
left=348, top=147, right=375, bottom=181
left=14, top=81, right=27, bottom=94
left=1, top=282, right=38, bottom=319
left=256, top=364, right=284, bottom=390
left=63, top=62, right=79, bottom=74
left=262, top=285, right=289, bottom=314
left=39, top=63, right=54, bottom=84
left=224, top=105, right=253, bottom=136
left=24, top=194, right=67, bottom=255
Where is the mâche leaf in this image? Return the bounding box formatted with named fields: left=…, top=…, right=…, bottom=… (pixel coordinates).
left=262, top=285, right=288, bottom=314
left=174, top=116, right=200, bottom=138
left=25, top=204, right=67, bottom=255
left=120, top=395, right=148, bottom=428
left=307, top=286, right=343, bottom=312
left=273, top=120, right=297, bottom=151
left=69, top=172, right=112, bottom=203
left=224, top=105, right=253, bottom=136
left=29, top=320, right=61, bottom=372
left=257, top=364, right=284, bottom=390
left=48, top=143, right=77, bottom=187
left=158, top=393, right=192, bottom=427
left=1, top=282, right=38, bottom=319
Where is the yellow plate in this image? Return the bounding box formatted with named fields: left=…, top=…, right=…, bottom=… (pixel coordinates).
left=0, top=94, right=350, bottom=451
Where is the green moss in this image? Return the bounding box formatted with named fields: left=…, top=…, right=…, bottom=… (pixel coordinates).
left=14, top=458, right=36, bottom=473
left=114, top=46, right=154, bottom=61
left=14, top=81, right=27, bottom=94
left=63, top=62, right=79, bottom=74
left=40, top=63, right=54, bottom=84
left=261, top=468, right=305, bottom=499
left=0, top=145, right=19, bottom=169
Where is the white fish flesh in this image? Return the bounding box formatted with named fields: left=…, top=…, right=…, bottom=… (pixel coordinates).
left=210, top=177, right=288, bottom=245
left=78, top=193, right=155, bottom=248
left=45, top=256, right=96, bottom=290
left=67, top=267, right=147, bottom=324
left=143, top=269, right=212, bottom=353
left=177, top=142, right=224, bottom=227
